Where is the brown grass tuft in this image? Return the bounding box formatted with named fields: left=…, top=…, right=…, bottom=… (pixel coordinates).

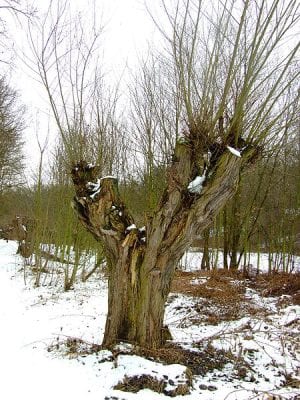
left=171, top=269, right=246, bottom=322
left=135, top=343, right=232, bottom=376
left=254, top=272, right=300, bottom=301
left=47, top=336, right=102, bottom=357
left=172, top=270, right=245, bottom=299
left=114, top=374, right=165, bottom=394
left=114, top=372, right=191, bottom=397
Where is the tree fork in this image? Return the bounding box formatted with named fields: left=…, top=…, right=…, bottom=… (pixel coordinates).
left=71, top=143, right=246, bottom=348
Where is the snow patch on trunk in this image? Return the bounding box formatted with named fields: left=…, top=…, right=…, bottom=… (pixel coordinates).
left=227, top=145, right=241, bottom=157
left=188, top=174, right=206, bottom=194
left=126, top=224, right=137, bottom=231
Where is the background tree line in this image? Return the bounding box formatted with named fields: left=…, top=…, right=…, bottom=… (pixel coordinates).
left=1, top=100, right=299, bottom=282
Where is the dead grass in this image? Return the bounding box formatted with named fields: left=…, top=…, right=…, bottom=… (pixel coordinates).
left=292, top=292, right=300, bottom=305
left=135, top=343, right=232, bottom=376
left=283, top=374, right=300, bottom=389
left=172, top=269, right=245, bottom=298
left=114, top=373, right=191, bottom=397
left=172, top=270, right=300, bottom=308
left=47, top=336, right=232, bottom=377
left=253, top=272, right=300, bottom=304
left=171, top=269, right=247, bottom=322
left=114, top=375, right=165, bottom=394
left=170, top=269, right=300, bottom=326
left=47, top=336, right=102, bottom=357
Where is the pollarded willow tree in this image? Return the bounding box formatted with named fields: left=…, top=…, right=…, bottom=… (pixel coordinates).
left=35, top=0, right=299, bottom=348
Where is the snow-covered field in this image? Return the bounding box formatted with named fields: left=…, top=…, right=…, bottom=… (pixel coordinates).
left=0, top=240, right=299, bottom=400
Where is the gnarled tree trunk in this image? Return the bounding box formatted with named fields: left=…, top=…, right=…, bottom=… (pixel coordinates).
left=71, top=140, right=253, bottom=348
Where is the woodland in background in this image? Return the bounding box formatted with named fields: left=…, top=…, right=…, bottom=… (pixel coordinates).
left=1, top=121, right=299, bottom=278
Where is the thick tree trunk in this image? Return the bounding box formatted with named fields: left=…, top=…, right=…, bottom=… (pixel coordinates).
left=103, top=250, right=169, bottom=348
left=71, top=139, right=251, bottom=348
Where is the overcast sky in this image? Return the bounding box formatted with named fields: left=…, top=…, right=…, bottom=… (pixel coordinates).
left=2, top=0, right=162, bottom=177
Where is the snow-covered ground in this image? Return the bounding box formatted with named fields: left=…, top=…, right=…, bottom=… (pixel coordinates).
left=0, top=240, right=299, bottom=400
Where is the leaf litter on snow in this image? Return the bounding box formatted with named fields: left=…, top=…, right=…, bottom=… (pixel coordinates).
left=0, top=239, right=299, bottom=400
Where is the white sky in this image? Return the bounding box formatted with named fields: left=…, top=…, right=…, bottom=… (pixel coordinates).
left=2, top=0, right=163, bottom=178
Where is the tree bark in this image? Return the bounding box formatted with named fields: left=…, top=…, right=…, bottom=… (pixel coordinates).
left=223, top=208, right=229, bottom=269
left=71, top=140, right=246, bottom=348
left=201, top=228, right=210, bottom=270
left=229, top=189, right=242, bottom=270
